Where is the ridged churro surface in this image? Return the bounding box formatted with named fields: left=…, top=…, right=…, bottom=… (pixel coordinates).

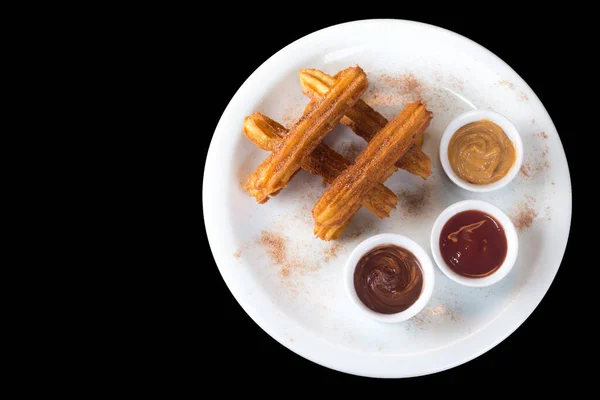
left=244, top=67, right=368, bottom=203
left=299, top=69, right=431, bottom=180
left=313, top=102, right=433, bottom=240
left=243, top=113, right=397, bottom=218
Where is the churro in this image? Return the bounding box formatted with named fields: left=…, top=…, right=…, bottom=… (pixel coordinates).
left=313, top=102, right=433, bottom=240
left=243, top=113, right=398, bottom=218
left=299, top=69, right=431, bottom=179
left=244, top=67, right=368, bottom=203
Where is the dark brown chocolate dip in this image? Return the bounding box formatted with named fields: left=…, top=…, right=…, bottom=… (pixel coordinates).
left=353, top=245, right=423, bottom=314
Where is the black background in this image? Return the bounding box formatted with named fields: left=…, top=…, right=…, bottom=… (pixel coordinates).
left=202, top=16, right=579, bottom=384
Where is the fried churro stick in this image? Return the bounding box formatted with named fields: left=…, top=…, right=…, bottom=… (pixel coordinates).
left=313, top=102, right=433, bottom=240
left=244, top=67, right=368, bottom=203
left=302, top=99, right=400, bottom=182
left=300, top=69, right=431, bottom=179
left=243, top=113, right=397, bottom=218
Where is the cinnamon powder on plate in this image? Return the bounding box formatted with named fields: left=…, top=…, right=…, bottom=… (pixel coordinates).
left=499, top=80, right=515, bottom=89
left=520, top=163, right=531, bottom=178
left=520, top=146, right=550, bottom=179
left=339, top=142, right=363, bottom=161
left=363, top=72, right=426, bottom=107
left=511, top=200, right=538, bottom=231
left=259, top=230, right=287, bottom=266
left=323, top=243, right=340, bottom=263
left=396, top=185, right=432, bottom=217
left=534, top=130, right=548, bottom=139
left=382, top=73, right=424, bottom=97
left=256, top=230, right=318, bottom=279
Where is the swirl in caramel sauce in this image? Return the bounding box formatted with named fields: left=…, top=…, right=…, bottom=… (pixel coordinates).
left=448, top=119, right=516, bottom=184
left=353, top=245, right=423, bottom=314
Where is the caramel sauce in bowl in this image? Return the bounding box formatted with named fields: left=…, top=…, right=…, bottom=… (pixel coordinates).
left=345, top=234, right=435, bottom=323
left=430, top=200, right=519, bottom=287
left=440, top=110, right=523, bottom=192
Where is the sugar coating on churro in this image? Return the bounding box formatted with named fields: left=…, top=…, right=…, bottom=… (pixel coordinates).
left=299, top=69, right=431, bottom=180
left=244, top=67, right=368, bottom=203
left=313, top=102, right=433, bottom=240
left=243, top=113, right=398, bottom=218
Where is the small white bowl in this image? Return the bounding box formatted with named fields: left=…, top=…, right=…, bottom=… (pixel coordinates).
left=344, top=234, right=435, bottom=323
left=439, top=110, right=523, bottom=192
left=430, top=200, right=518, bottom=287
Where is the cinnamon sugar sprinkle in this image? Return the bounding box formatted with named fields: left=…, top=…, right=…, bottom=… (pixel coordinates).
left=382, top=73, right=424, bottom=97
left=323, top=243, right=340, bottom=264
left=345, top=219, right=377, bottom=239
left=339, top=142, right=363, bottom=161
left=407, top=304, right=459, bottom=330
left=520, top=146, right=550, bottom=179
left=396, top=185, right=432, bottom=217
left=430, top=305, right=450, bottom=317
left=360, top=71, right=466, bottom=113
left=280, top=99, right=306, bottom=129
left=256, top=230, right=317, bottom=278
left=258, top=230, right=287, bottom=266
left=544, top=205, right=552, bottom=221
left=281, top=111, right=299, bottom=129
left=233, top=244, right=247, bottom=258
left=534, top=130, right=548, bottom=139
left=511, top=199, right=538, bottom=231
left=363, top=72, right=426, bottom=108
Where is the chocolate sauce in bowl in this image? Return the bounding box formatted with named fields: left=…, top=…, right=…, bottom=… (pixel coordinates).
left=353, top=245, right=423, bottom=314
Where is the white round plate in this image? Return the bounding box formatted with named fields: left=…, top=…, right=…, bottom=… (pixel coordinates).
left=203, top=20, right=571, bottom=378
